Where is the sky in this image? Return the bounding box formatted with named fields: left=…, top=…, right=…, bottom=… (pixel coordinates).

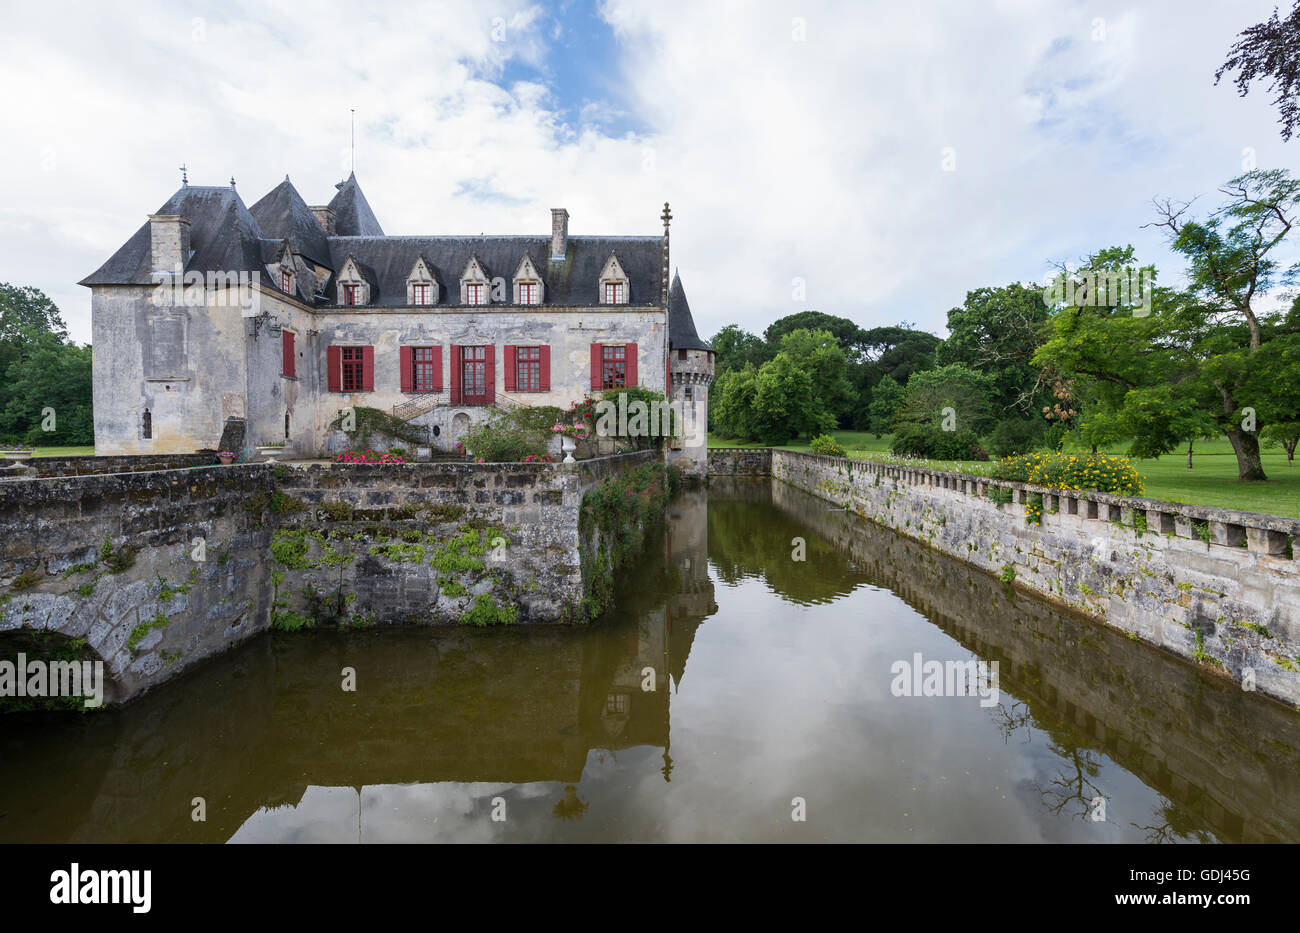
left=1, top=0, right=1296, bottom=345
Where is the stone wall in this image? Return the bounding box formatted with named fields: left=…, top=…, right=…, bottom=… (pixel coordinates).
left=707, top=447, right=773, bottom=476
left=769, top=450, right=1300, bottom=707
left=0, top=454, right=214, bottom=478
left=0, top=464, right=276, bottom=704
left=0, top=452, right=662, bottom=704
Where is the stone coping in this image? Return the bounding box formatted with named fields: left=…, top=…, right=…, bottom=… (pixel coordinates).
left=772, top=449, right=1300, bottom=557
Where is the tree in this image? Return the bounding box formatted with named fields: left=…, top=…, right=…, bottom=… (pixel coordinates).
left=858, top=325, right=940, bottom=385
left=936, top=282, right=1051, bottom=417
left=0, top=334, right=93, bottom=445
left=893, top=363, right=997, bottom=436
left=867, top=375, right=904, bottom=437
left=1146, top=170, right=1300, bottom=479
left=764, top=312, right=865, bottom=360
left=1262, top=420, right=1300, bottom=464
left=775, top=328, right=854, bottom=425
left=710, top=324, right=772, bottom=376
left=1216, top=1, right=1300, bottom=141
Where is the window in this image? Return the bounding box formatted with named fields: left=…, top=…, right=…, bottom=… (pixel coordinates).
left=461, top=345, right=488, bottom=403
left=602, top=345, right=627, bottom=389
left=518, top=282, right=538, bottom=305
left=280, top=269, right=292, bottom=293
left=342, top=283, right=361, bottom=306
left=413, top=347, right=438, bottom=392
left=604, top=282, right=625, bottom=305
left=141, top=408, right=152, bottom=440
left=678, top=349, right=688, bottom=361
left=465, top=282, right=486, bottom=305
left=412, top=283, right=431, bottom=306
left=516, top=347, right=541, bottom=392
left=284, top=411, right=291, bottom=439
left=342, top=347, right=364, bottom=391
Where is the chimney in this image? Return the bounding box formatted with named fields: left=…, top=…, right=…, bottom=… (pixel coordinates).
left=550, top=208, right=569, bottom=260
left=311, top=205, right=336, bottom=235
left=149, top=214, right=192, bottom=274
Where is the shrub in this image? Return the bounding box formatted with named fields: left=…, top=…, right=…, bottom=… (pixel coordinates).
left=992, top=452, right=1143, bottom=496
left=988, top=418, right=1046, bottom=457
left=891, top=425, right=986, bottom=460
left=809, top=434, right=847, bottom=457
left=461, top=405, right=562, bottom=462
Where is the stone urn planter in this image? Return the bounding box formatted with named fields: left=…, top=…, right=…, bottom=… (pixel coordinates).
left=561, top=437, right=577, bottom=463
left=257, top=444, right=290, bottom=463
left=0, top=449, right=33, bottom=460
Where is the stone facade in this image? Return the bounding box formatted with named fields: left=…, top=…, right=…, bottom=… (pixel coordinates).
left=82, top=175, right=712, bottom=458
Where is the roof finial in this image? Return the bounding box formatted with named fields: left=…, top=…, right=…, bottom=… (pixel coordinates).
left=351, top=108, right=356, bottom=174
left=179, top=164, right=188, bottom=186
left=230, top=176, right=236, bottom=189
left=660, top=202, right=672, bottom=306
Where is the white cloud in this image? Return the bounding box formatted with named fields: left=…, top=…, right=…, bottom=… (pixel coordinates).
left=0, top=0, right=1294, bottom=345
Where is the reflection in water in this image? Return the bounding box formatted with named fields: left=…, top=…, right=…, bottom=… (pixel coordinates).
left=0, top=479, right=1296, bottom=843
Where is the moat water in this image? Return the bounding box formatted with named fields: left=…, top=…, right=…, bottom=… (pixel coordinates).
left=1, top=478, right=1297, bottom=843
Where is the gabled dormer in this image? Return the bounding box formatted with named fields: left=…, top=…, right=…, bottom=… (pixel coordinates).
left=460, top=256, right=490, bottom=305
left=337, top=255, right=370, bottom=307
left=599, top=253, right=630, bottom=305
left=263, top=240, right=298, bottom=300
left=512, top=254, right=544, bottom=305
left=407, top=256, right=439, bottom=306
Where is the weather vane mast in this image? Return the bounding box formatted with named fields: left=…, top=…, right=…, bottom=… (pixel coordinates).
left=179, top=164, right=188, bottom=186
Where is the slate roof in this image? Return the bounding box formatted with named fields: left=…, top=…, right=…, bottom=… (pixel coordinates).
left=328, top=172, right=385, bottom=237
left=324, top=235, right=664, bottom=307
left=249, top=177, right=333, bottom=267
left=82, top=175, right=672, bottom=308
left=669, top=271, right=711, bottom=351
left=80, top=186, right=266, bottom=286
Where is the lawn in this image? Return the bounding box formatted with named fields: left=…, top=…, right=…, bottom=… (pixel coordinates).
left=710, top=432, right=1300, bottom=517
left=30, top=446, right=95, bottom=457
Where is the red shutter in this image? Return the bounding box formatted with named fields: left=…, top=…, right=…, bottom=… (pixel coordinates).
left=450, top=345, right=462, bottom=404
left=327, top=345, right=341, bottom=392
left=432, top=345, right=443, bottom=392
left=282, top=331, right=295, bottom=378
left=485, top=345, right=496, bottom=405
left=539, top=345, right=550, bottom=392
left=400, top=345, right=413, bottom=393
left=361, top=346, right=374, bottom=391
left=625, top=342, right=638, bottom=387
left=590, top=343, right=602, bottom=391
left=503, top=345, right=516, bottom=393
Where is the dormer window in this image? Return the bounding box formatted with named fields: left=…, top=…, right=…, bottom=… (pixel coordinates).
left=599, top=254, right=630, bottom=305
left=280, top=268, right=293, bottom=294
left=460, top=256, right=491, bottom=305
left=513, top=255, right=544, bottom=305
left=336, top=256, right=371, bottom=306
left=406, top=257, right=439, bottom=306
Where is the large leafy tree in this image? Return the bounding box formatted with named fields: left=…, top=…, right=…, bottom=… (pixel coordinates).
left=0, top=284, right=88, bottom=445
left=892, top=363, right=997, bottom=436
left=858, top=325, right=940, bottom=385
left=710, top=324, right=773, bottom=377
left=774, top=329, right=854, bottom=425
left=935, top=282, right=1051, bottom=417
left=1216, top=1, right=1300, bottom=141
left=764, top=312, right=865, bottom=359
left=866, top=374, right=905, bottom=437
